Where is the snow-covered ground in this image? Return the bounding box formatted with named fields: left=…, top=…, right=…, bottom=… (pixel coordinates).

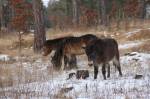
left=119, top=41, right=143, bottom=49
left=0, top=52, right=150, bottom=99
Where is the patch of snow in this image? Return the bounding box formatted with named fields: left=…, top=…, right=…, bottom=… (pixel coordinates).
left=0, top=54, right=11, bottom=62
left=119, top=42, right=143, bottom=49
left=126, top=29, right=141, bottom=37
left=121, top=52, right=150, bottom=71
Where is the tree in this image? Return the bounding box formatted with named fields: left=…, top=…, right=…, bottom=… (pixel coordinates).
left=139, top=0, right=146, bottom=19
left=0, top=0, right=5, bottom=30
left=32, top=0, right=46, bottom=53
left=99, top=0, right=108, bottom=26
left=72, top=0, right=80, bottom=27
left=66, top=0, right=72, bottom=17
left=10, top=0, right=33, bottom=53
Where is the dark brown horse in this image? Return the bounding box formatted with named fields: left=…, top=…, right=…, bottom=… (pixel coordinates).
left=83, top=38, right=122, bottom=80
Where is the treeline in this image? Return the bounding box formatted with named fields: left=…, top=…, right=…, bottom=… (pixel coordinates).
left=0, top=0, right=149, bottom=52
left=47, top=0, right=149, bottom=29
left=0, top=0, right=149, bottom=32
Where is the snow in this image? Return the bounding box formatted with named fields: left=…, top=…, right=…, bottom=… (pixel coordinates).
left=0, top=52, right=150, bottom=99
left=0, top=54, right=11, bottom=62
left=119, top=42, right=143, bottom=49
left=126, top=29, right=141, bottom=37
left=119, top=39, right=149, bottom=49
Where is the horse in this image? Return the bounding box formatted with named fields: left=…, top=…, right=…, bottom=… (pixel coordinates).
left=57, top=34, right=98, bottom=69
left=82, top=38, right=122, bottom=80
left=42, top=36, right=77, bottom=69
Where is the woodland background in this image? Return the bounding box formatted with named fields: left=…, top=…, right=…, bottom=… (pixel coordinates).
left=0, top=0, right=149, bottom=52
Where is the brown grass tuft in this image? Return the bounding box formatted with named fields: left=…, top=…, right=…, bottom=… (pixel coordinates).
left=130, top=40, right=150, bottom=53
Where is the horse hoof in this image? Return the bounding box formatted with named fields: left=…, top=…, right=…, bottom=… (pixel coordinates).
left=120, top=74, right=123, bottom=77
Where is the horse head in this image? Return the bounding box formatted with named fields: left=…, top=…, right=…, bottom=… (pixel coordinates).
left=42, top=45, right=53, bottom=56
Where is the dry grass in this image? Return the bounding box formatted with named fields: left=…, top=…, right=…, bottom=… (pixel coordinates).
left=0, top=34, right=34, bottom=56
left=119, top=40, right=150, bottom=56
left=127, top=29, right=150, bottom=41
left=0, top=66, right=14, bottom=87
left=129, top=40, right=150, bottom=53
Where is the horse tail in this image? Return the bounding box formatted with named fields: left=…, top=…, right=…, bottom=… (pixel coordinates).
left=113, top=39, right=122, bottom=76
left=51, top=45, right=64, bottom=70
left=112, top=39, right=120, bottom=61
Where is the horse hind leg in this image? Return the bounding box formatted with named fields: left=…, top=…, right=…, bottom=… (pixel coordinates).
left=94, top=65, right=99, bottom=79
left=69, top=54, right=77, bottom=69
left=113, top=56, right=122, bottom=77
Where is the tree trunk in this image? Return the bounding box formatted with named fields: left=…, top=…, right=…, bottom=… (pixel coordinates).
left=139, top=0, right=146, bottom=19
left=99, top=0, right=108, bottom=26
left=32, top=0, right=46, bottom=53
left=72, top=0, right=79, bottom=27
left=0, top=0, right=5, bottom=30
left=66, top=0, right=72, bottom=17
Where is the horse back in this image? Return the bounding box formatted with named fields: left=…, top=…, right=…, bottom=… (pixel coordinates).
left=63, top=34, right=98, bottom=55
left=63, top=37, right=85, bottom=55
left=44, top=36, right=73, bottom=49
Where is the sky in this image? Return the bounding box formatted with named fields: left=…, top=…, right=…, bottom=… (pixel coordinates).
left=42, top=0, right=59, bottom=7
left=42, top=0, right=49, bottom=7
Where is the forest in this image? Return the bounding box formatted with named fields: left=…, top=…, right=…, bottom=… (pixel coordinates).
left=0, top=0, right=150, bottom=99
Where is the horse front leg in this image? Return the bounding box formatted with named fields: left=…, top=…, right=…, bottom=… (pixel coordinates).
left=102, top=64, right=106, bottom=80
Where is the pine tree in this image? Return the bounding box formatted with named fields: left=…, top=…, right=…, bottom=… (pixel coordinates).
left=32, top=0, right=46, bottom=53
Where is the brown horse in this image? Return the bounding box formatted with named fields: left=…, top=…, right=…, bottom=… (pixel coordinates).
left=83, top=38, right=122, bottom=80
left=42, top=34, right=98, bottom=70
left=42, top=36, right=77, bottom=69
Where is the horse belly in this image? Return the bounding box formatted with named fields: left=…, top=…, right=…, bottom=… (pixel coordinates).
left=70, top=48, right=85, bottom=55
